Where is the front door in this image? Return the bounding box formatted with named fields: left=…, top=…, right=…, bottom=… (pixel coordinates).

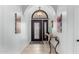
left=31, top=20, right=48, bottom=41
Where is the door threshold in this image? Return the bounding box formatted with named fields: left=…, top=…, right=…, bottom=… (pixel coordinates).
left=30, top=41, right=43, bottom=44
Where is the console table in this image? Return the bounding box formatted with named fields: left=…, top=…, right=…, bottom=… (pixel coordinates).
left=45, top=33, right=59, bottom=54
left=50, top=36, right=59, bottom=54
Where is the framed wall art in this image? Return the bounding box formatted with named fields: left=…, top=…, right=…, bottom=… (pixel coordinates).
left=57, top=14, right=62, bottom=33
left=15, top=13, right=21, bottom=34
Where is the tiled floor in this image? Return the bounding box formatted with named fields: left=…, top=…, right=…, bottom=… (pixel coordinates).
left=22, top=41, right=50, bottom=54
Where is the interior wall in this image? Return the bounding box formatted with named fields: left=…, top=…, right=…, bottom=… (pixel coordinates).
left=57, top=6, right=75, bottom=54
left=0, top=6, right=3, bottom=49
left=0, top=5, right=30, bottom=53
left=73, top=6, right=79, bottom=54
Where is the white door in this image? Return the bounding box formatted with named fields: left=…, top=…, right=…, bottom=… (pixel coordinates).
left=74, top=7, right=79, bottom=54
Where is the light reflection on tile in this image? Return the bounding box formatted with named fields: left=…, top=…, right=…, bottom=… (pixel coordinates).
left=22, top=41, right=55, bottom=54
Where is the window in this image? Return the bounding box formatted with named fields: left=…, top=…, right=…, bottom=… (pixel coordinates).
left=32, top=9, right=48, bottom=19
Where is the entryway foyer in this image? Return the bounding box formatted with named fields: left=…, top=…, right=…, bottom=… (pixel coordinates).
left=1, top=5, right=79, bottom=54
left=21, top=6, right=59, bottom=54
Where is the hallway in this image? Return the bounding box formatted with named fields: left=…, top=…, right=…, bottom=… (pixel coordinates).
left=1, top=5, right=79, bottom=54
left=22, top=41, right=55, bottom=54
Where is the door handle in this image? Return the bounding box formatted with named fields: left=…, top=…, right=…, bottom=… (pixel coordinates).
left=77, top=39, right=79, bottom=42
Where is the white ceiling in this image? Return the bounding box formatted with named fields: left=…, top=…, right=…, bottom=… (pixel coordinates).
left=20, top=5, right=58, bottom=14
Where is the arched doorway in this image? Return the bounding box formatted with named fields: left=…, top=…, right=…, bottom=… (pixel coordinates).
left=31, top=8, right=48, bottom=41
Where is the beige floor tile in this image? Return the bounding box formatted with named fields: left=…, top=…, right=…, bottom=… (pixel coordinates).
left=22, top=42, right=55, bottom=54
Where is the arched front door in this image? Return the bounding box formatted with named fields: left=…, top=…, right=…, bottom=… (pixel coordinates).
left=31, top=9, right=48, bottom=41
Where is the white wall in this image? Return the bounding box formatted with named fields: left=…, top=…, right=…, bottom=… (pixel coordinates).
left=0, top=6, right=3, bottom=50
left=73, top=6, right=79, bottom=54
left=56, top=6, right=75, bottom=54
left=0, top=5, right=30, bottom=53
